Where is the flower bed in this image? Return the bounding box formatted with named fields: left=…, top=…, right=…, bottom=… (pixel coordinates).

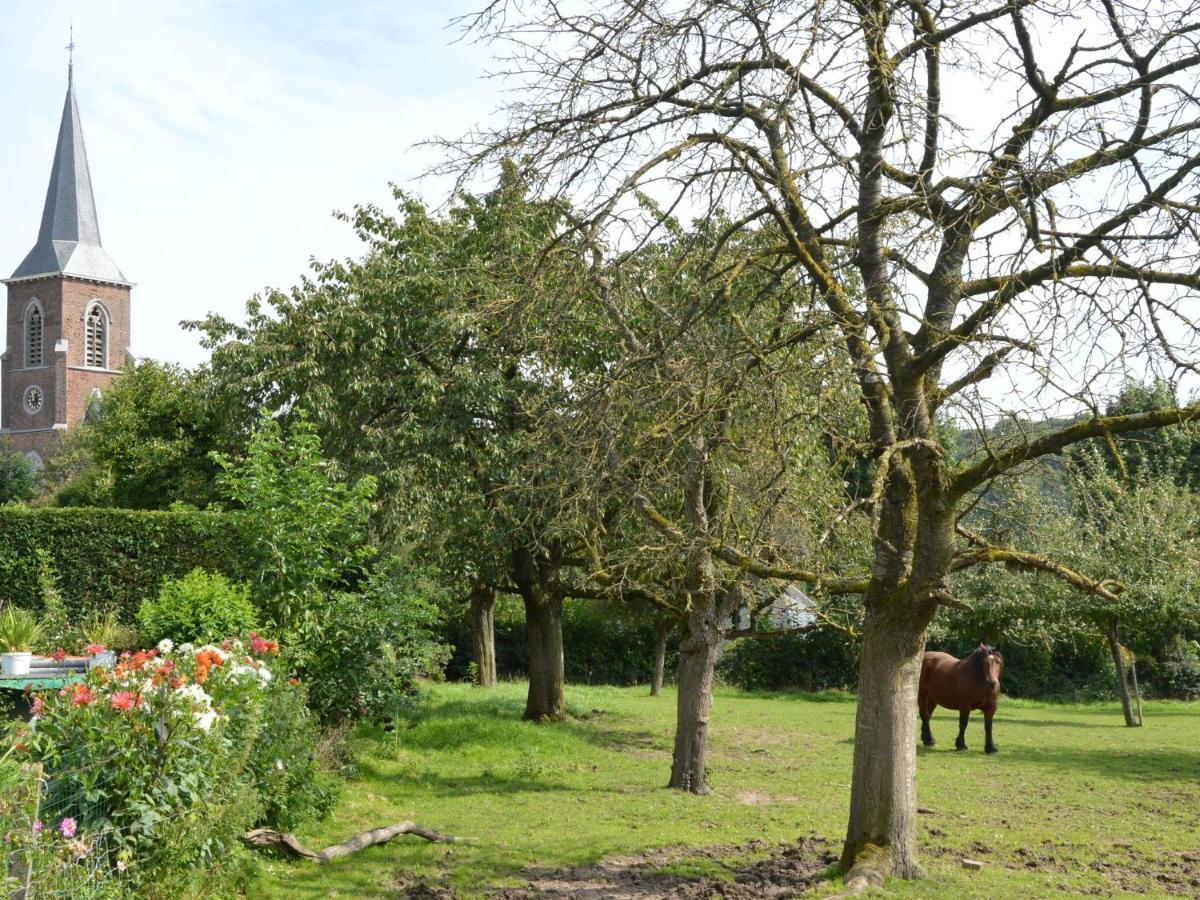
left=4, top=633, right=334, bottom=895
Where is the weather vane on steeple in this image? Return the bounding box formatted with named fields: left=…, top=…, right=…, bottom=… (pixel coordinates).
left=66, top=22, right=75, bottom=86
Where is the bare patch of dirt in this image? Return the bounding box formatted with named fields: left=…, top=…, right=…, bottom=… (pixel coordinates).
left=490, top=837, right=837, bottom=899
left=734, top=789, right=773, bottom=806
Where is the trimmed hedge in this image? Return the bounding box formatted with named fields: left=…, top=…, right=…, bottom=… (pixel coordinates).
left=0, top=507, right=246, bottom=622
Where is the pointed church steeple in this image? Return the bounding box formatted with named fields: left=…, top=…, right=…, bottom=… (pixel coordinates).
left=7, top=67, right=128, bottom=285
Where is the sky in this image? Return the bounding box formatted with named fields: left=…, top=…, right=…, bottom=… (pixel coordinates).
left=0, top=1, right=498, bottom=368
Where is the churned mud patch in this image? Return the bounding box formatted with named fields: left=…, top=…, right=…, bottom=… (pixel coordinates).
left=489, top=837, right=837, bottom=899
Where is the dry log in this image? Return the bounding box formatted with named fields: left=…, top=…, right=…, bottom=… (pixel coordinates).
left=241, top=822, right=460, bottom=864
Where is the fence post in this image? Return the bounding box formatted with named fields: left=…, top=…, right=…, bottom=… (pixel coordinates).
left=7, top=763, right=42, bottom=900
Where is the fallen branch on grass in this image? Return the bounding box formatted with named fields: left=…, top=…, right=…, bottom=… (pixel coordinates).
left=241, top=822, right=461, bottom=863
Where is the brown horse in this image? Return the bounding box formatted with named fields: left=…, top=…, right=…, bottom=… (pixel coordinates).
left=919, top=644, right=1003, bottom=754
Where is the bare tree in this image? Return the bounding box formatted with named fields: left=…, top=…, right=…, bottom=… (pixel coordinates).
left=449, top=0, right=1200, bottom=886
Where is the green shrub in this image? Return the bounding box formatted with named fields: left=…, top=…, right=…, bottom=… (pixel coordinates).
left=1152, top=637, right=1200, bottom=699
left=718, top=626, right=860, bottom=692
left=443, top=596, right=675, bottom=686
left=290, top=565, right=450, bottom=724
left=138, top=568, right=258, bottom=645
left=0, top=508, right=247, bottom=624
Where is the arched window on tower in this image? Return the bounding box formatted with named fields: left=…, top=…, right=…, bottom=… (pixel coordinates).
left=25, top=303, right=43, bottom=367
left=85, top=304, right=108, bottom=368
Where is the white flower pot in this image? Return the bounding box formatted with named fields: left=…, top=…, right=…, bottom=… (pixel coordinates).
left=1, top=652, right=33, bottom=677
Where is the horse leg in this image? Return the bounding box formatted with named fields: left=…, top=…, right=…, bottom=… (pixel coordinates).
left=955, top=708, right=970, bottom=751
left=919, top=697, right=936, bottom=747
left=984, top=705, right=998, bottom=754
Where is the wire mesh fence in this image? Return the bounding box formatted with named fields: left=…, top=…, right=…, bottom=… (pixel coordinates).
left=2, top=752, right=131, bottom=899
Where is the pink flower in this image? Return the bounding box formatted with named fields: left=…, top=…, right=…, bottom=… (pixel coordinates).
left=110, top=691, right=137, bottom=711
left=31, top=696, right=44, bottom=716
left=51, top=648, right=66, bottom=663
left=32, top=820, right=43, bottom=834
left=59, top=818, right=76, bottom=838
left=85, top=643, right=106, bottom=655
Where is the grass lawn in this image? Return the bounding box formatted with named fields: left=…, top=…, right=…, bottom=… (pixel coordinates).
left=252, top=683, right=1200, bottom=898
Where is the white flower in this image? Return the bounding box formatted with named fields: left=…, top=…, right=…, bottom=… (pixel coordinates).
left=193, top=710, right=219, bottom=732
left=274, top=758, right=285, bottom=771
left=175, top=683, right=213, bottom=710
left=256, top=667, right=273, bottom=685
left=178, top=643, right=194, bottom=654
left=157, top=639, right=174, bottom=654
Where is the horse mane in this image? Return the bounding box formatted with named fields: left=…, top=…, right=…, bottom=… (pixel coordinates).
left=971, top=645, right=992, bottom=682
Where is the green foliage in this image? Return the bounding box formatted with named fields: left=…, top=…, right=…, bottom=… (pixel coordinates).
left=289, top=564, right=450, bottom=724
left=0, top=606, right=42, bottom=652
left=77, top=610, right=140, bottom=653
left=0, top=507, right=246, bottom=624
left=191, top=174, right=593, bottom=596
left=33, top=549, right=72, bottom=652
left=717, top=628, right=860, bottom=692
left=444, top=597, right=675, bottom=686
left=1149, top=636, right=1200, bottom=700
left=215, top=412, right=377, bottom=631
left=55, top=360, right=231, bottom=509
left=0, top=443, right=37, bottom=504
left=137, top=568, right=258, bottom=645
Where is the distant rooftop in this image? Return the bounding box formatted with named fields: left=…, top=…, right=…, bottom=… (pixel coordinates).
left=6, top=67, right=129, bottom=286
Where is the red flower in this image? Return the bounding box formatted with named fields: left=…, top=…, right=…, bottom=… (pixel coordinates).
left=110, top=691, right=137, bottom=711
left=68, top=684, right=96, bottom=707
left=85, top=643, right=106, bottom=656
left=51, top=648, right=66, bottom=663
left=250, top=635, right=279, bottom=655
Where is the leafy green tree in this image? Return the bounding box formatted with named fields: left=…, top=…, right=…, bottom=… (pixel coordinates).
left=193, top=172, right=602, bottom=719
left=0, top=442, right=37, bottom=504
left=47, top=360, right=234, bottom=509
left=215, top=412, right=377, bottom=632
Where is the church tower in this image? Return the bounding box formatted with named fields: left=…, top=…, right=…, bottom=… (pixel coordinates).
left=1, top=64, right=131, bottom=467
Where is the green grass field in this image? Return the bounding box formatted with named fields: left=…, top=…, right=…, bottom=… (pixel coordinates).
left=253, top=683, right=1200, bottom=898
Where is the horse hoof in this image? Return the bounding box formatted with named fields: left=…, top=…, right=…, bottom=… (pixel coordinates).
left=922, top=740, right=936, bottom=747
left=986, top=746, right=998, bottom=755
left=955, top=745, right=967, bottom=752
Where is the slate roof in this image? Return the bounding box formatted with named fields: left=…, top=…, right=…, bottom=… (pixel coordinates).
left=6, top=72, right=129, bottom=286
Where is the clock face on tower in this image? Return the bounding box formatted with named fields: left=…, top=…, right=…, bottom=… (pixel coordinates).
left=23, top=385, right=44, bottom=415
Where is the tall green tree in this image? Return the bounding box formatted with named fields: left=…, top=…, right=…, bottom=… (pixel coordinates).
left=192, top=172, right=603, bottom=719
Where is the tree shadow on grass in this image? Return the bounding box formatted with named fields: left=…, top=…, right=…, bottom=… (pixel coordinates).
left=351, top=756, right=576, bottom=797
left=1013, top=745, right=1200, bottom=782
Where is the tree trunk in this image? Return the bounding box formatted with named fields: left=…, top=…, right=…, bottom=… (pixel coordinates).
left=840, top=610, right=928, bottom=884
left=469, top=586, right=497, bottom=688
left=522, top=591, right=564, bottom=720
left=668, top=607, right=720, bottom=793
left=650, top=623, right=670, bottom=697
left=1107, top=622, right=1137, bottom=728
left=513, top=546, right=566, bottom=721
left=667, top=432, right=723, bottom=793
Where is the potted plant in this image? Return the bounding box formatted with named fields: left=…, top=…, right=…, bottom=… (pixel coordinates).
left=0, top=608, right=43, bottom=677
